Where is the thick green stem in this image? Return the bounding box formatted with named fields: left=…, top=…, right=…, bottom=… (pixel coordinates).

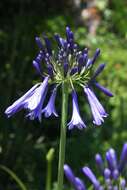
left=57, top=82, right=68, bottom=190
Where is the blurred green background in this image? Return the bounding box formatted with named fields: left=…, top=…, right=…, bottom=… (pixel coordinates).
left=0, top=0, right=127, bottom=189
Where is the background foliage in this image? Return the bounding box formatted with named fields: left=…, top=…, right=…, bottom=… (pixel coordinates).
left=0, top=0, right=127, bottom=189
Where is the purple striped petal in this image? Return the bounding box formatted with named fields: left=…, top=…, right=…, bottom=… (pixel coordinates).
left=24, top=77, right=49, bottom=121
left=5, top=83, right=41, bottom=117
left=84, top=87, right=108, bottom=126
left=42, top=87, right=58, bottom=118
left=68, top=90, right=86, bottom=130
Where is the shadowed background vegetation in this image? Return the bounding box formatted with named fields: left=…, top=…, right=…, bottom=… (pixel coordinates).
left=0, top=0, right=127, bottom=189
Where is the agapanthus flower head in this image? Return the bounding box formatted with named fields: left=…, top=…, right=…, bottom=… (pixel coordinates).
left=65, top=143, right=127, bottom=190
left=5, top=27, right=113, bottom=127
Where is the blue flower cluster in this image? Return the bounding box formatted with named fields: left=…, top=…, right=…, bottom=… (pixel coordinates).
left=64, top=143, right=127, bottom=190
left=5, top=27, right=113, bottom=129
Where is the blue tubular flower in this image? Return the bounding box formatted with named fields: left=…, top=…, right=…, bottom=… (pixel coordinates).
left=5, top=77, right=49, bottom=121
left=68, top=90, right=86, bottom=130
left=42, top=87, right=58, bottom=118
left=5, top=26, right=113, bottom=126
left=84, top=87, right=107, bottom=126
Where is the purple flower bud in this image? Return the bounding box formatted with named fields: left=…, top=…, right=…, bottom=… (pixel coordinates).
left=83, top=53, right=88, bottom=64
left=5, top=77, right=49, bottom=121
left=95, top=154, right=104, bottom=174
left=86, top=58, right=93, bottom=68
left=94, top=82, right=114, bottom=97
left=112, top=169, right=119, bottom=180
left=64, top=165, right=86, bottom=190
left=35, top=37, right=44, bottom=50
left=42, top=87, right=58, bottom=118
left=108, top=185, right=113, bottom=190
left=82, top=167, right=100, bottom=190
left=64, top=164, right=77, bottom=187
left=35, top=51, right=44, bottom=63
left=119, top=143, right=127, bottom=172
left=92, top=64, right=105, bottom=80
left=92, top=48, right=100, bottom=64
left=59, top=38, right=67, bottom=48
left=84, top=87, right=108, bottom=126
left=82, top=48, right=88, bottom=54
left=104, top=168, right=111, bottom=179
left=78, top=56, right=84, bottom=73
left=70, top=66, right=78, bottom=75
left=106, top=148, right=118, bottom=171
left=64, top=62, right=69, bottom=76
left=47, top=64, right=54, bottom=78
left=70, top=31, right=74, bottom=40
left=105, top=178, right=112, bottom=186
left=33, top=60, right=42, bottom=75
left=43, top=35, right=52, bottom=55
left=66, top=26, right=73, bottom=42
left=120, top=179, right=126, bottom=189
left=99, top=186, right=104, bottom=190
left=113, top=185, right=118, bottom=190
left=68, top=90, right=86, bottom=130
left=54, top=34, right=62, bottom=47
left=75, top=177, right=86, bottom=190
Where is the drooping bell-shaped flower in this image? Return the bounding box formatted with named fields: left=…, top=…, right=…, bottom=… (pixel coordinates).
left=68, top=90, right=86, bottom=130
left=42, top=87, right=58, bottom=118
left=5, top=77, right=49, bottom=121
left=84, top=87, right=108, bottom=126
